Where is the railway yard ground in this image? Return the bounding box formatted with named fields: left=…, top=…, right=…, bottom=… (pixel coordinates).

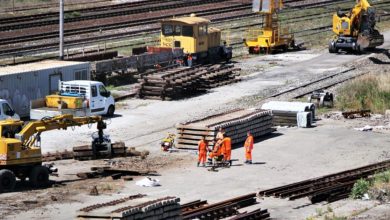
left=1, top=0, right=390, bottom=220
left=0, top=33, right=389, bottom=219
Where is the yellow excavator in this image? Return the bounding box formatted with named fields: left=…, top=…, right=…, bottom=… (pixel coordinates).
left=329, top=0, right=384, bottom=53
left=243, top=0, right=295, bottom=54
left=0, top=115, right=118, bottom=192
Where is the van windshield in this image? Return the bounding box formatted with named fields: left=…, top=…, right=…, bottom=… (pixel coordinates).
left=2, top=103, right=13, bottom=116
left=99, top=85, right=108, bottom=97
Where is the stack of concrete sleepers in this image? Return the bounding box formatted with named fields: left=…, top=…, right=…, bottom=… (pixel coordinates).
left=77, top=195, right=181, bottom=220
left=175, top=109, right=273, bottom=149
left=261, top=101, right=315, bottom=127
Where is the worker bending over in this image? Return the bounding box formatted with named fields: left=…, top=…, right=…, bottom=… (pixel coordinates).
left=244, top=131, right=254, bottom=164
left=197, top=136, right=208, bottom=167
left=222, top=136, right=232, bottom=165
left=208, top=139, right=223, bottom=164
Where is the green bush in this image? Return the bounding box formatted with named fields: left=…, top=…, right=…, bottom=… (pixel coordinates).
left=373, top=170, right=390, bottom=184
left=336, top=74, right=390, bottom=114
left=351, top=179, right=370, bottom=199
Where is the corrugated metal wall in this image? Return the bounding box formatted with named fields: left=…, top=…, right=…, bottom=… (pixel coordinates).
left=0, top=63, right=90, bottom=117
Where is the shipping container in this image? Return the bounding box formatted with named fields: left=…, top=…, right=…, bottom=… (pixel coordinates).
left=0, top=60, right=90, bottom=117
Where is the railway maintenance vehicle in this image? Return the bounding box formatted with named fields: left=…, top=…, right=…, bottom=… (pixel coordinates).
left=243, top=0, right=295, bottom=54
left=329, top=0, right=384, bottom=53
left=159, top=14, right=232, bottom=64
left=0, top=114, right=114, bottom=192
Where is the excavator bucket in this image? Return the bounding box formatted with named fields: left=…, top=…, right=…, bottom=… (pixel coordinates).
left=357, top=32, right=384, bottom=49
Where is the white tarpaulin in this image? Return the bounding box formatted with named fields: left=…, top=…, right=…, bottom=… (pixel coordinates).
left=136, top=177, right=161, bottom=187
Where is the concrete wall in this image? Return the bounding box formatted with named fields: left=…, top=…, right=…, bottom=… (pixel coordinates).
left=0, top=62, right=90, bottom=117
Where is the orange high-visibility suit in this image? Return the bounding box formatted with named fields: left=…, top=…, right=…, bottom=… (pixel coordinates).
left=209, top=139, right=222, bottom=159
left=223, top=137, right=232, bottom=161
left=198, top=140, right=208, bottom=164
left=244, top=135, right=254, bottom=161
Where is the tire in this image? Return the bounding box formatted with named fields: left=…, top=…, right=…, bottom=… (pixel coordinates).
left=329, top=42, right=336, bottom=53
left=106, top=105, right=115, bottom=117
left=29, top=166, right=49, bottom=188
left=0, top=169, right=16, bottom=193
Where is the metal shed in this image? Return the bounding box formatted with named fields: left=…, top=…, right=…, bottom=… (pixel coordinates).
left=0, top=60, right=90, bottom=117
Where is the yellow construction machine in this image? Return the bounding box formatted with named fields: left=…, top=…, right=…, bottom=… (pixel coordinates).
left=243, top=0, right=295, bottom=54
left=0, top=114, right=119, bottom=192
left=329, top=0, right=384, bottom=53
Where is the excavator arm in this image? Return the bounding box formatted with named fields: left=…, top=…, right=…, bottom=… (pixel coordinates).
left=14, top=114, right=105, bottom=149
left=330, top=0, right=383, bottom=52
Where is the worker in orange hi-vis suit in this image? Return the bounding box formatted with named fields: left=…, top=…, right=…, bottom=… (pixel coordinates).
left=208, top=139, right=222, bottom=163
left=244, top=131, right=254, bottom=164
left=223, top=137, right=232, bottom=165
left=197, top=136, right=208, bottom=167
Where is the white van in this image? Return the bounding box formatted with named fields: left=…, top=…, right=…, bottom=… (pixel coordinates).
left=0, top=99, right=20, bottom=120
left=30, top=80, right=115, bottom=120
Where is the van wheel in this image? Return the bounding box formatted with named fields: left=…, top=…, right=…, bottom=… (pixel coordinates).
left=0, top=169, right=16, bottom=193
left=29, top=166, right=49, bottom=188
left=107, top=105, right=115, bottom=117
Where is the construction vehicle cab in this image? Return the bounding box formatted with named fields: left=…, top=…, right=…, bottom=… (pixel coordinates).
left=244, top=0, right=295, bottom=54
left=329, top=0, right=384, bottom=53
left=160, top=14, right=232, bottom=64
left=0, top=115, right=111, bottom=192
left=0, top=99, right=20, bottom=121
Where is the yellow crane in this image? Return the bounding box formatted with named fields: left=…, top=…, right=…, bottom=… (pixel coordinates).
left=243, top=0, right=295, bottom=54
left=0, top=115, right=111, bottom=192
left=329, top=0, right=384, bottom=53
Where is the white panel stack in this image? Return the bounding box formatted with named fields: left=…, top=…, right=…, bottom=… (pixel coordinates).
left=261, top=101, right=315, bottom=127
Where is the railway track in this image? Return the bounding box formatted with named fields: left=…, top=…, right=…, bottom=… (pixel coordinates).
left=0, top=0, right=230, bottom=31
left=0, top=0, right=113, bottom=13
left=0, top=6, right=254, bottom=56
left=258, top=159, right=390, bottom=203
left=1, top=0, right=389, bottom=61
left=0, top=3, right=252, bottom=46
left=181, top=193, right=271, bottom=220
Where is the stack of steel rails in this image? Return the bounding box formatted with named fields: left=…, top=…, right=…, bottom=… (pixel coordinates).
left=175, top=109, right=273, bottom=149
left=258, top=159, right=390, bottom=203
left=181, top=193, right=270, bottom=220
left=137, top=64, right=240, bottom=100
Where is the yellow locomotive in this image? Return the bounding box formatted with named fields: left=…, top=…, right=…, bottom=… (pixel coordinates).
left=160, top=14, right=232, bottom=64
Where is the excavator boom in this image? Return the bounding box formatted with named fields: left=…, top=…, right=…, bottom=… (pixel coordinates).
left=14, top=114, right=104, bottom=148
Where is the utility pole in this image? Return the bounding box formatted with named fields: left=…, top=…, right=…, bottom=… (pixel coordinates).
left=59, top=0, right=64, bottom=60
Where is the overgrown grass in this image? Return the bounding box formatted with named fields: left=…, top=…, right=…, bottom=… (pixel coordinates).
left=351, top=179, right=370, bottom=199
left=64, top=11, right=81, bottom=19
left=350, top=169, right=390, bottom=201
left=336, top=73, right=390, bottom=114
